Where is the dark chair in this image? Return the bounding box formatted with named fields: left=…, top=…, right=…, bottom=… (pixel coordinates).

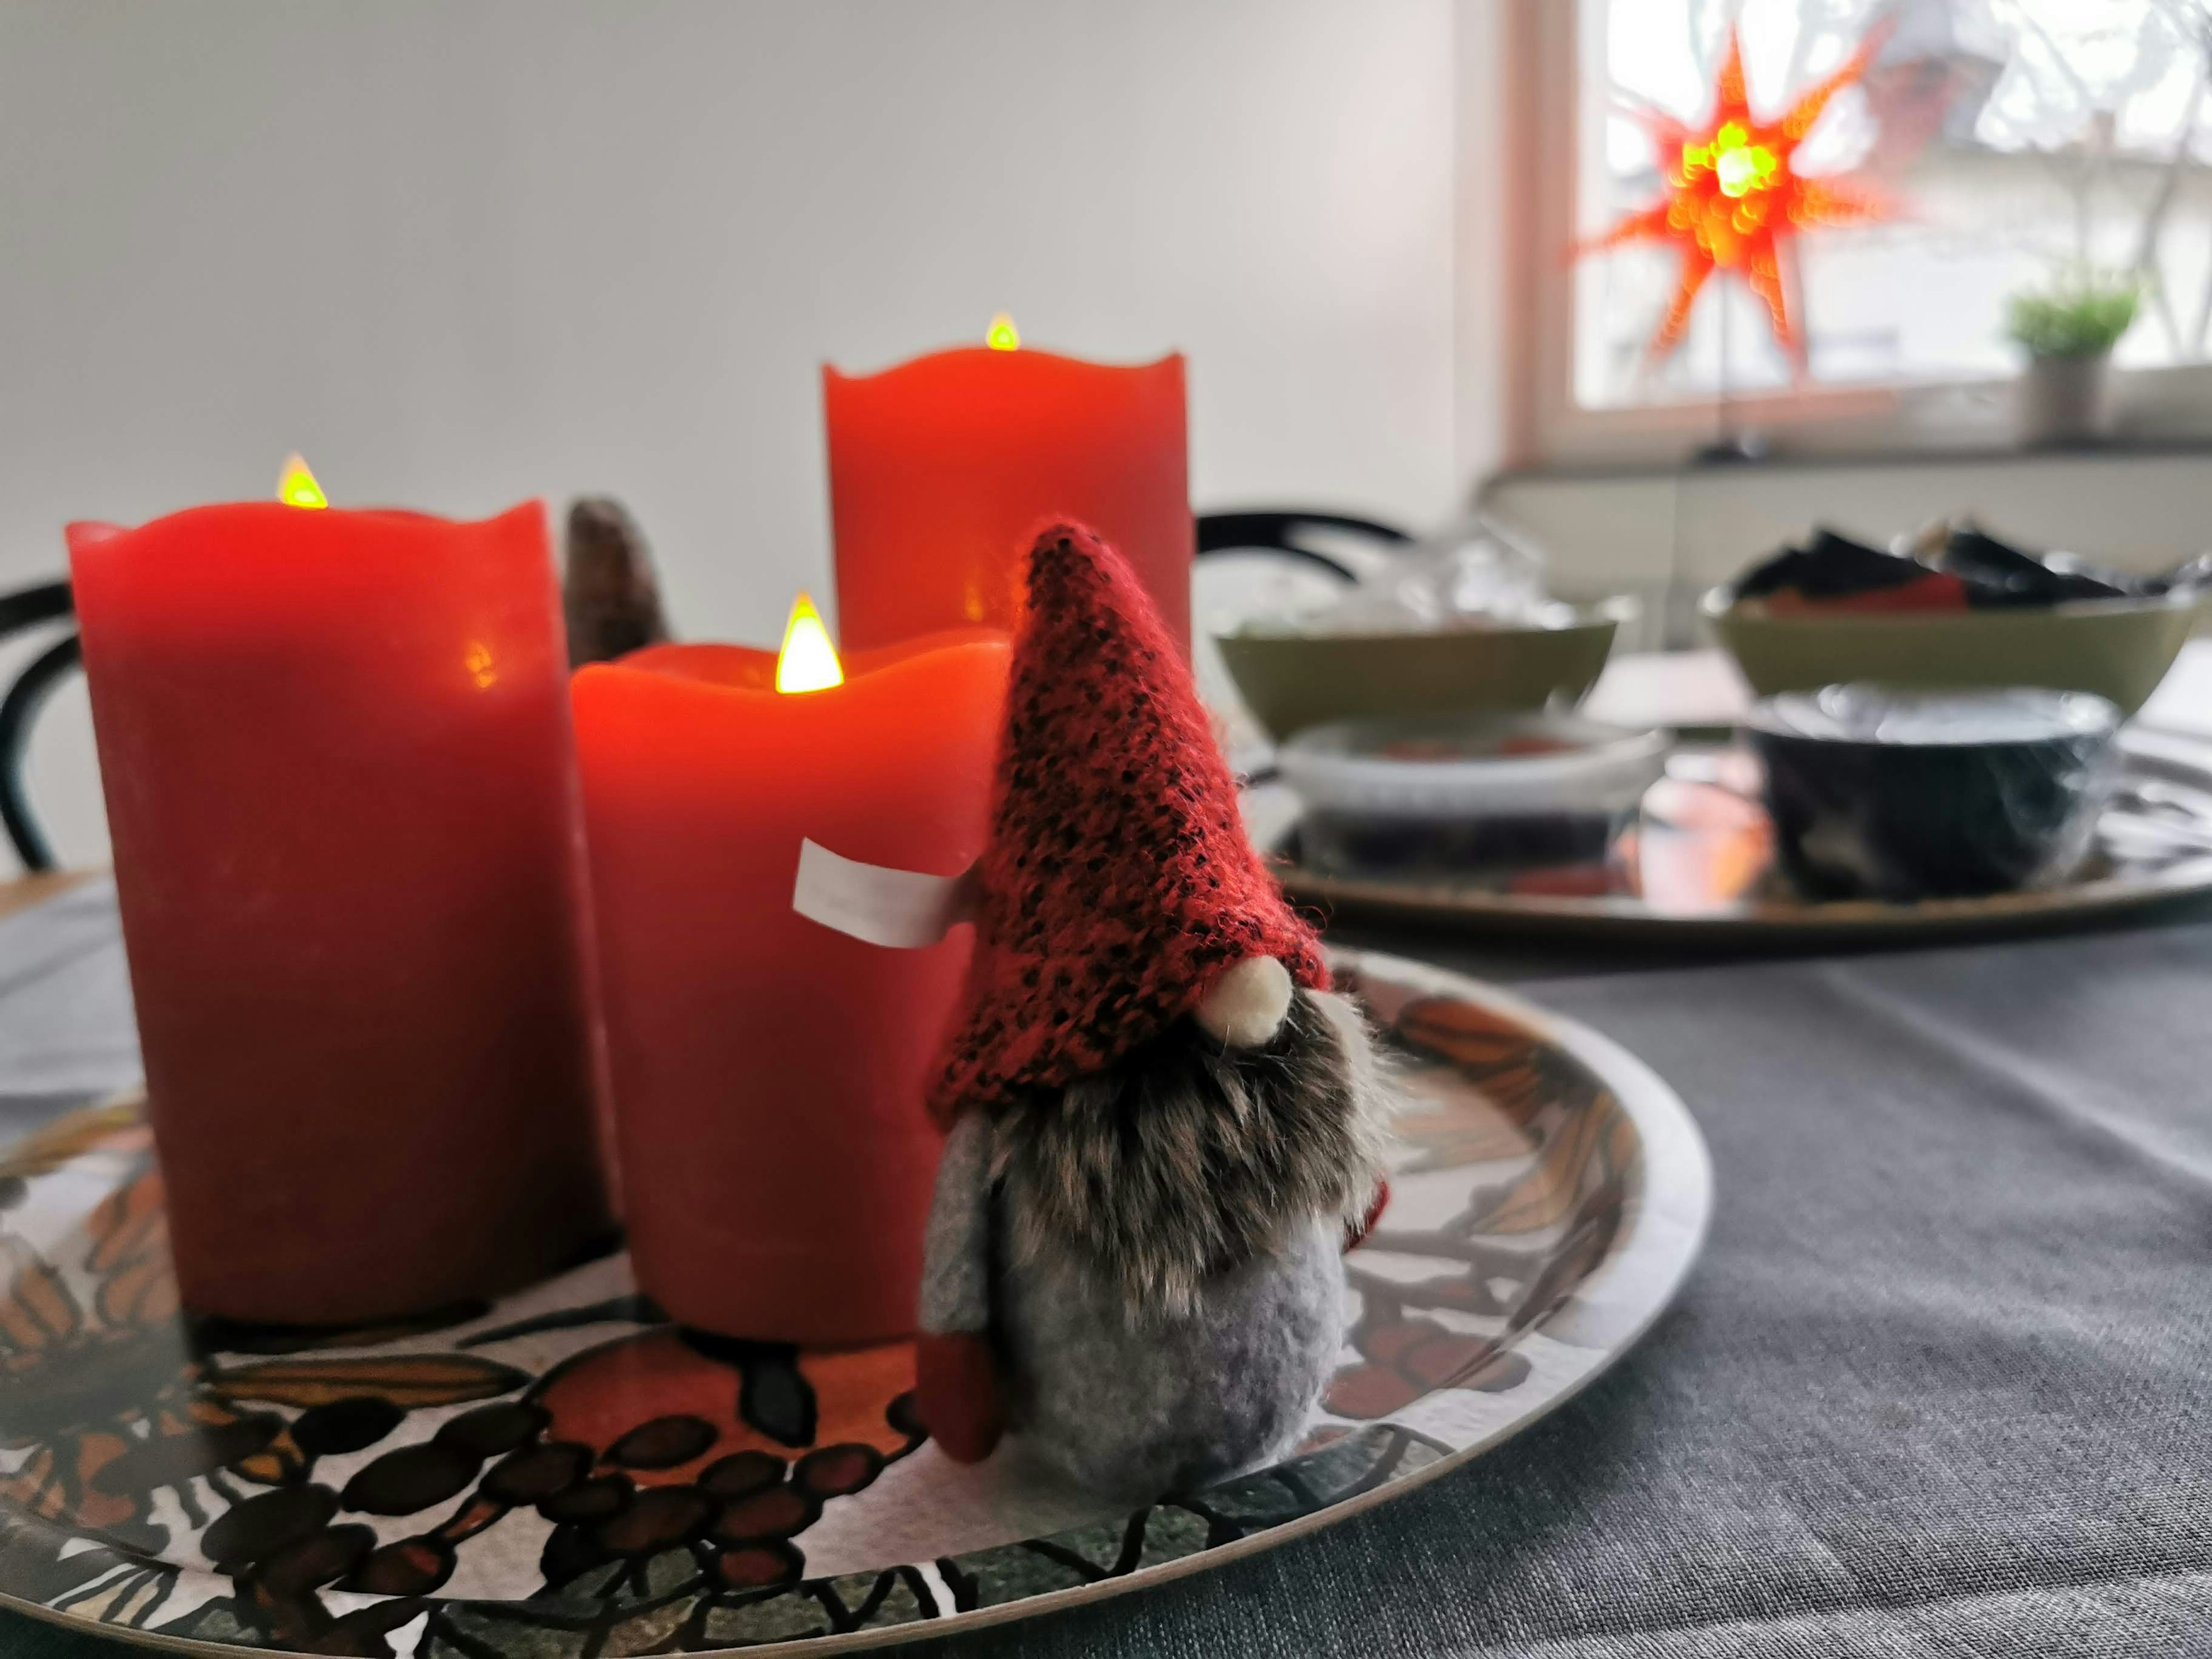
left=1194, top=509, right=1413, bottom=581
left=1194, top=510, right=1414, bottom=787
left=1, top=582, right=79, bottom=873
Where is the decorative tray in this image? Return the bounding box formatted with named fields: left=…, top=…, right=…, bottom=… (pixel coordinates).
left=0, top=949, right=1709, bottom=1656
left=1277, top=729, right=2212, bottom=942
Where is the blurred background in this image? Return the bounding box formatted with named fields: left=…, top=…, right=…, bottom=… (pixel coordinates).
left=0, top=0, right=1476, bottom=866
left=10, top=0, right=2212, bottom=872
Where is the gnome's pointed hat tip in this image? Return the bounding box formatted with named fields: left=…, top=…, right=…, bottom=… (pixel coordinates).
left=927, top=514, right=1328, bottom=1120
left=1021, top=518, right=1111, bottom=577
left=1015, top=518, right=1162, bottom=634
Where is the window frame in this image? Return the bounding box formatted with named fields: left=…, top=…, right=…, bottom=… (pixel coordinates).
left=1516, top=0, right=2212, bottom=469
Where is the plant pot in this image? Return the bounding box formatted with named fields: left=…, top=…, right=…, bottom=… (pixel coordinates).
left=2016, top=350, right=2113, bottom=447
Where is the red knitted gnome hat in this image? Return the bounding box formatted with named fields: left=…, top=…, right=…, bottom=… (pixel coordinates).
left=930, top=522, right=1327, bottom=1123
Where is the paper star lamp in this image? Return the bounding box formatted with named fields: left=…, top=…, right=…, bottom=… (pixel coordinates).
left=1582, top=22, right=1890, bottom=370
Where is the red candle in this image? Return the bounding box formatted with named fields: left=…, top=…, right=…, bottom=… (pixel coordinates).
left=572, top=607, right=1007, bottom=1345
left=824, top=317, right=1193, bottom=657
left=66, top=466, right=609, bottom=1325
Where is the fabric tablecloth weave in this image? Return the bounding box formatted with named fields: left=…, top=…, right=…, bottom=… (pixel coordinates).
left=2, top=884, right=2208, bottom=1657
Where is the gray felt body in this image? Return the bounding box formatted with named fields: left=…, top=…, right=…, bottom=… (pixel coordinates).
left=918, top=1111, right=994, bottom=1336
left=995, top=1211, right=1344, bottom=1502
left=915, top=986, right=1395, bottom=1502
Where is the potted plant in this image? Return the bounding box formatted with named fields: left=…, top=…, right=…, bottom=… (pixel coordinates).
left=2004, top=271, right=2141, bottom=447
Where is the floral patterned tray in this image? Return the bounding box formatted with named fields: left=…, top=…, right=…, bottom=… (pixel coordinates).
left=0, top=949, right=1710, bottom=1656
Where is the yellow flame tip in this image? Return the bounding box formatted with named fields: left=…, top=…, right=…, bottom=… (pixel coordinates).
left=277, top=453, right=327, bottom=510
left=775, top=592, right=845, bottom=693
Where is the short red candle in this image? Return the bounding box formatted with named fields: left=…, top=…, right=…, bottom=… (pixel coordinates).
left=824, top=338, right=1193, bottom=656
left=572, top=626, right=1008, bottom=1345
left=67, top=499, right=610, bottom=1325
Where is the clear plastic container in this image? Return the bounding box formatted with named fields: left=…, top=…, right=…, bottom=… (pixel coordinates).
left=1743, top=684, right=2122, bottom=899
left=1279, top=713, right=1669, bottom=882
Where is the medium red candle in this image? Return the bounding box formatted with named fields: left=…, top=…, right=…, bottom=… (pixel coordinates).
left=66, top=463, right=610, bottom=1325
left=824, top=315, right=1194, bottom=656
left=572, top=605, right=1007, bottom=1345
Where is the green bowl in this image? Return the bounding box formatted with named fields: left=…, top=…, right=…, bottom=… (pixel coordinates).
left=1215, top=610, right=1620, bottom=742
left=1706, top=589, right=2200, bottom=717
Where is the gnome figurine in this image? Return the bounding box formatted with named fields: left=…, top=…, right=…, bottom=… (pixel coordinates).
left=912, top=523, right=1396, bottom=1501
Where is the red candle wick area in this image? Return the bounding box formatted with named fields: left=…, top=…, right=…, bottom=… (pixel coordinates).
left=68, top=498, right=609, bottom=1325
left=574, top=623, right=1009, bottom=1345
left=824, top=342, right=1192, bottom=659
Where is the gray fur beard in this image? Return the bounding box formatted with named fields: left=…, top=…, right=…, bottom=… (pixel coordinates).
left=985, top=988, right=1396, bottom=1321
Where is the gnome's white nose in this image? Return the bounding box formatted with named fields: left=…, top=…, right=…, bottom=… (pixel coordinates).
left=1195, top=956, right=1295, bottom=1048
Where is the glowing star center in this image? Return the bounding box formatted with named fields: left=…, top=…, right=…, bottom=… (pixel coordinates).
left=1681, top=123, right=1777, bottom=199
left=277, top=453, right=327, bottom=509
left=775, top=592, right=845, bottom=694
left=1718, top=142, right=1777, bottom=200
left=985, top=312, right=1020, bottom=351
left=1575, top=18, right=1891, bottom=368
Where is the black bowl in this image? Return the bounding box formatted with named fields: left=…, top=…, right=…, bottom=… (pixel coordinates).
left=1744, top=684, right=2121, bottom=902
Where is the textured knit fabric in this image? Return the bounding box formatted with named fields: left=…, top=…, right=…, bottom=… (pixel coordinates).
left=10, top=899, right=2212, bottom=1658
left=929, top=523, right=1325, bottom=1123
left=899, top=912, right=2212, bottom=1658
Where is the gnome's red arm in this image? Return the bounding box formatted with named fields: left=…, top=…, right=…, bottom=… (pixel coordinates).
left=1345, top=1180, right=1391, bottom=1252
left=914, top=1111, right=1005, bottom=1463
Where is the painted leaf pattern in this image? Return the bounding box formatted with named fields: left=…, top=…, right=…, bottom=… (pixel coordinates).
left=0, top=1094, right=147, bottom=1184
left=0, top=959, right=1668, bottom=1656
left=203, top=1354, right=531, bottom=1411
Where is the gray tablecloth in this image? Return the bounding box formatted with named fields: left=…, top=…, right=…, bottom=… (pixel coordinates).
left=5, top=887, right=2210, bottom=1657
left=0, top=878, right=139, bottom=1100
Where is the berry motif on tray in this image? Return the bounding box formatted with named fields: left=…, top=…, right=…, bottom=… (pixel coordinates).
left=0, top=966, right=1652, bottom=1657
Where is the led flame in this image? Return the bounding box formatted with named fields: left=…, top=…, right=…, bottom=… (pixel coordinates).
left=464, top=641, right=498, bottom=690
left=277, top=453, right=327, bottom=509
left=985, top=312, right=1020, bottom=351
left=775, top=592, right=844, bottom=693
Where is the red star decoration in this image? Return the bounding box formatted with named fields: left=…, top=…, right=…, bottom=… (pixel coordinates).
left=1582, top=22, right=1891, bottom=372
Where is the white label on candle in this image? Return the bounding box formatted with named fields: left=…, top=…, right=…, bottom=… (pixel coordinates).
left=791, top=839, right=980, bottom=949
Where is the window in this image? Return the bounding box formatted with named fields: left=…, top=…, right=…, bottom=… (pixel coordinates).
left=1550, top=0, right=2212, bottom=438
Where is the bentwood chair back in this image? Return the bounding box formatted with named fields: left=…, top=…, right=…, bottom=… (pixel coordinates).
left=0, top=582, right=78, bottom=874
left=1195, top=509, right=1411, bottom=581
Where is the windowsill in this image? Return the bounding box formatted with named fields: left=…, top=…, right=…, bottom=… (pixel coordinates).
left=1488, top=435, right=2212, bottom=486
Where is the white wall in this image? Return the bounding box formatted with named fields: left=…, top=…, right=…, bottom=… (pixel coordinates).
left=0, top=0, right=1461, bottom=872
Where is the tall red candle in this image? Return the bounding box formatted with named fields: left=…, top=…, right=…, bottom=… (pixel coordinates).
left=67, top=488, right=609, bottom=1325
left=572, top=616, right=1007, bottom=1345
left=824, top=324, right=1192, bottom=656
